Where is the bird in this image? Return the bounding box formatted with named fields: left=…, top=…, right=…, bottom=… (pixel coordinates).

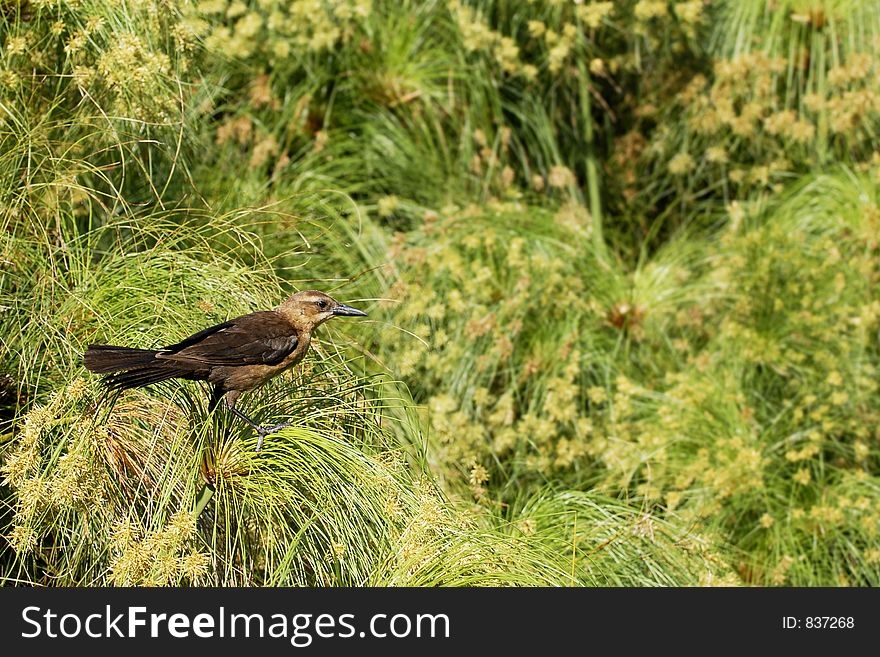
left=83, top=290, right=368, bottom=452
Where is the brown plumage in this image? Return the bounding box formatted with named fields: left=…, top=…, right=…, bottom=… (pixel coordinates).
left=83, top=290, right=368, bottom=451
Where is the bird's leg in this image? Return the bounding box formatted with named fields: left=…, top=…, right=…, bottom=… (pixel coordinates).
left=224, top=391, right=290, bottom=452
left=208, top=384, right=224, bottom=414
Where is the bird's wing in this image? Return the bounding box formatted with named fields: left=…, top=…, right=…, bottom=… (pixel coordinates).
left=162, top=320, right=235, bottom=352
left=158, top=311, right=299, bottom=366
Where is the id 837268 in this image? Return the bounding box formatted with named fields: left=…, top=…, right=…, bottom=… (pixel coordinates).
left=782, top=616, right=854, bottom=629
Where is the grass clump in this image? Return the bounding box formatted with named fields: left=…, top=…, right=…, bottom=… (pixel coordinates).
left=1, top=211, right=720, bottom=587
left=2, top=1, right=878, bottom=588
left=369, top=201, right=721, bottom=496
left=0, top=216, right=524, bottom=586
left=623, top=0, right=880, bottom=233
left=369, top=170, right=880, bottom=585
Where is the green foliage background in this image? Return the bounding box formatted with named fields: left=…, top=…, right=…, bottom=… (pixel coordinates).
left=1, top=0, right=878, bottom=586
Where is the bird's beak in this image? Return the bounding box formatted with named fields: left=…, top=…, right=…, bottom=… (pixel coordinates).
left=332, top=303, right=368, bottom=317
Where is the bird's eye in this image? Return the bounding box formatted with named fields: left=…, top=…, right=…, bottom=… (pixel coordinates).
left=316, top=299, right=328, bottom=309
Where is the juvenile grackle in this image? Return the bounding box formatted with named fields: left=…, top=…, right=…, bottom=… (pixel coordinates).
left=83, top=290, right=367, bottom=451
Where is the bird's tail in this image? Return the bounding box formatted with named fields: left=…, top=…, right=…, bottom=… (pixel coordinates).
left=83, top=345, right=160, bottom=373
left=83, top=345, right=187, bottom=391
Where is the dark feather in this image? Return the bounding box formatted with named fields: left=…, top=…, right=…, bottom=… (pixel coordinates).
left=157, top=311, right=299, bottom=367
left=83, top=345, right=159, bottom=373
left=208, top=383, right=224, bottom=412
left=85, top=311, right=300, bottom=393
left=163, top=320, right=235, bottom=353
left=103, top=366, right=195, bottom=390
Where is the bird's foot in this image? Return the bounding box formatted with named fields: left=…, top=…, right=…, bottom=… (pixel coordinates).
left=254, top=422, right=292, bottom=452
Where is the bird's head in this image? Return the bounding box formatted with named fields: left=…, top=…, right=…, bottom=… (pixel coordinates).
left=277, top=290, right=367, bottom=331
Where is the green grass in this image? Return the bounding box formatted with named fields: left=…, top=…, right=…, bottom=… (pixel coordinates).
left=2, top=0, right=878, bottom=587
left=0, top=213, right=725, bottom=586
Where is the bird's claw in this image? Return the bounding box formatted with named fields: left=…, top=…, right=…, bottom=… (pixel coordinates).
left=254, top=422, right=292, bottom=452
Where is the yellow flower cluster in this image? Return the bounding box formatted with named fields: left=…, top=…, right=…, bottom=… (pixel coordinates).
left=637, top=40, right=880, bottom=197
left=0, top=2, right=184, bottom=124
left=448, top=1, right=527, bottom=75
left=375, top=173, right=880, bottom=582
left=95, top=33, right=174, bottom=122
left=577, top=2, right=614, bottom=30
left=191, top=0, right=372, bottom=61
left=110, top=512, right=211, bottom=586
left=446, top=0, right=687, bottom=80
